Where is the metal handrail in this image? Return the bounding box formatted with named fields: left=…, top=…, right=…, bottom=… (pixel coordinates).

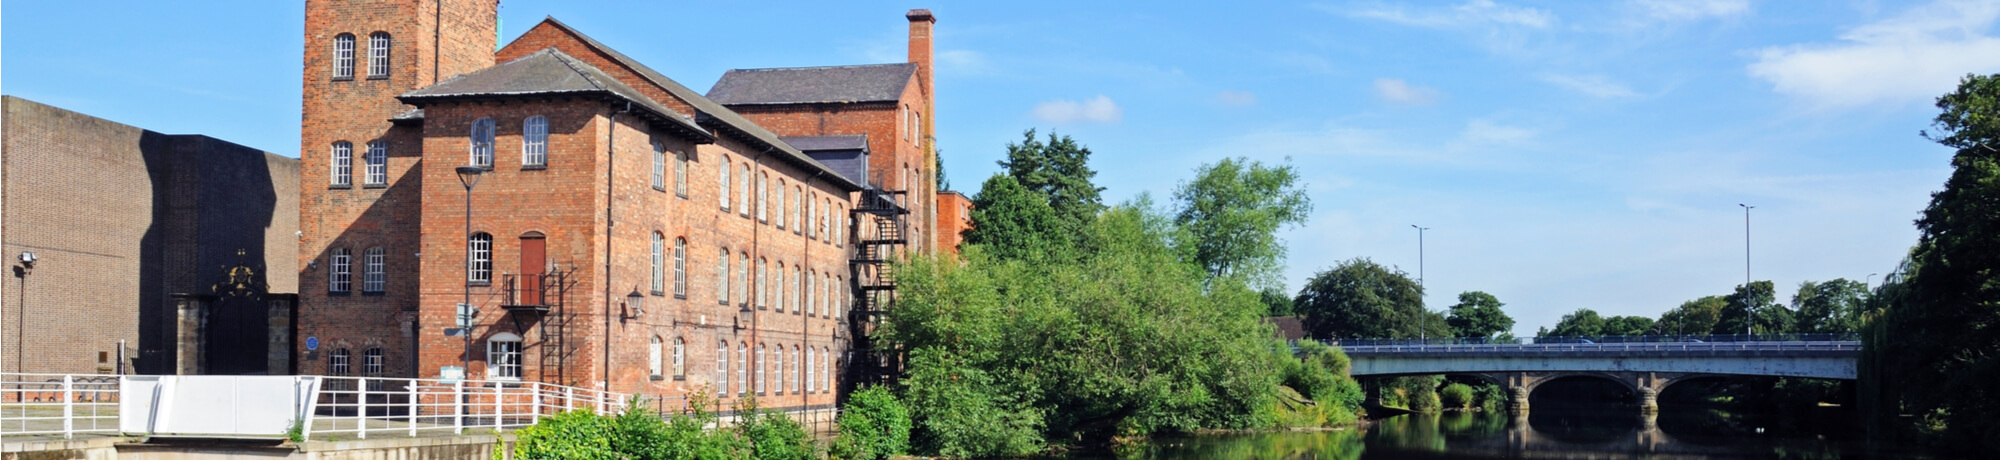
left=304, top=376, right=632, bottom=441
left=0, top=373, right=121, bottom=439
left=1327, top=333, right=1860, bottom=347
left=1332, top=339, right=1862, bottom=354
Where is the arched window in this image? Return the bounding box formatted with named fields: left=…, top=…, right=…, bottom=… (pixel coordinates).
left=651, top=142, right=667, bottom=189
left=793, top=186, right=804, bottom=233
left=363, top=247, right=385, bottom=293
left=332, top=34, right=355, bottom=79
left=737, top=253, right=749, bottom=307
left=822, top=198, right=833, bottom=243
left=775, top=180, right=787, bottom=229
left=650, top=232, right=665, bottom=294
left=329, top=248, right=352, bottom=293
left=806, top=193, right=818, bottom=239
left=719, top=158, right=731, bottom=210
left=673, top=238, right=687, bottom=298
left=805, top=345, right=815, bottom=393
left=470, top=118, right=495, bottom=167
left=367, top=32, right=392, bottom=78
left=773, top=343, right=785, bottom=394
left=487, top=333, right=522, bottom=379
left=805, top=270, right=816, bottom=316
left=523, top=116, right=548, bottom=167
left=757, top=172, right=769, bottom=223
left=716, top=248, right=730, bottom=305
left=674, top=150, right=689, bottom=198
left=822, top=347, right=832, bottom=392
left=672, top=337, right=685, bottom=379
left=835, top=204, right=846, bottom=246
left=756, top=258, right=768, bottom=310
left=737, top=342, right=748, bottom=395
left=649, top=336, right=663, bottom=378
left=363, top=347, right=384, bottom=376
left=790, top=346, right=801, bottom=394
left=837, top=275, right=846, bottom=316
left=467, top=232, right=492, bottom=284
left=756, top=343, right=766, bottom=395
left=739, top=164, right=753, bottom=217
left=330, top=141, right=353, bottom=187
left=716, top=340, right=728, bottom=393
left=330, top=348, right=351, bottom=376
left=775, top=262, right=787, bottom=313
left=364, top=141, right=387, bottom=186
left=793, top=267, right=803, bottom=313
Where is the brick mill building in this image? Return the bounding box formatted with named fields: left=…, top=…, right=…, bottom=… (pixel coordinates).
left=294, top=0, right=943, bottom=413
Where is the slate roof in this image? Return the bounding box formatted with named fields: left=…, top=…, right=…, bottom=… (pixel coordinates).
left=1268, top=316, right=1308, bottom=343
left=706, top=64, right=917, bottom=105
left=398, top=48, right=710, bottom=141
left=524, top=18, right=865, bottom=192
left=781, top=135, right=869, bottom=152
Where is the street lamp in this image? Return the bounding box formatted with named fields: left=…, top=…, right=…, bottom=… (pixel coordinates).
left=1738, top=204, right=1753, bottom=336
left=456, top=165, right=484, bottom=376
left=11, top=252, right=34, bottom=373
left=1411, top=225, right=1429, bottom=341
left=1866, top=273, right=1878, bottom=289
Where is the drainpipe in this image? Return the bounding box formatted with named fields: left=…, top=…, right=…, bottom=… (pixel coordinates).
left=803, top=171, right=821, bottom=407
left=604, top=101, right=630, bottom=390
left=749, top=146, right=769, bottom=398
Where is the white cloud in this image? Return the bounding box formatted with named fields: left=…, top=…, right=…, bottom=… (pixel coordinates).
left=1343, top=0, right=1557, bottom=28
left=1032, top=95, right=1123, bottom=123
left=1462, top=119, right=1537, bottom=144
left=1537, top=73, right=1642, bottom=98
left=1215, top=90, right=1258, bottom=107
left=1632, top=0, right=1751, bottom=21
left=1374, top=78, right=1443, bottom=106
left=1748, top=0, right=2000, bottom=109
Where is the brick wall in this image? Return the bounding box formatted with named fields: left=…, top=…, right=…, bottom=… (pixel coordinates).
left=935, top=191, right=971, bottom=254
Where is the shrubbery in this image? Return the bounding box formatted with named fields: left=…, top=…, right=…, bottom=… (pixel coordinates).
left=829, top=385, right=912, bottom=460
left=510, top=392, right=813, bottom=460
left=1439, top=383, right=1474, bottom=410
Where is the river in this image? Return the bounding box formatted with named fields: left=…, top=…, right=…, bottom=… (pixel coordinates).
left=1091, top=405, right=1948, bottom=459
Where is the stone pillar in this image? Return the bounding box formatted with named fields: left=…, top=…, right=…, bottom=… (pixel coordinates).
left=1509, top=385, right=1530, bottom=413
left=1362, top=378, right=1383, bottom=407
left=1638, top=387, right=1659, bottom=414
left=172, top=294, right=210, bottom=375
left=266, top=295, right=295, bottom=375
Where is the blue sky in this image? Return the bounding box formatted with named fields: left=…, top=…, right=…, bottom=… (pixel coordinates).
left=6, top=1, right=1996, bottom=335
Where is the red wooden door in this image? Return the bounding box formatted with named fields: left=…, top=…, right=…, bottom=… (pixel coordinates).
left=520, top=234, right=546, bottom=305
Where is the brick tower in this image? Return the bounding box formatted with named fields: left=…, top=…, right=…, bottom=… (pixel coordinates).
left=297, top=0, right=497, bottom=378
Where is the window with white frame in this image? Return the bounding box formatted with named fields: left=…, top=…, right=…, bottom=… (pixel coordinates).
left=363, top=247, right=385, bottom=293
left=793, top=186, right=803, bottom=234
left=333, top=34, right=355, bottom=79
left=330, top=348, right=351, bottom=375
left=651, top=232, right=665, bottom=294
left=756, top=344, right=766, bottom=395
left=363, top=347, right=384, bottom=375
left=651, top=142, right=667, bottom=190
left=756, top=258, right=767, bottom=309
left=364, top=141, right=387, bottom=185
left=739, top=164, right=752, bottom=217
left=775, top=262, right=786, bottom=313
left=674, top=151, right=689, bottom=198
left=715, top=340, right=728, bottom=393
left=737, top=253, right=749, bottom=307
left=790, top=346, right=800, bottom=394
left=649, top=336, right=663, bottom=378
left=822, top=348, right=832, bottom=392
left=524, top=116, right=548, bottom=167
left=488, top=333, right=522, bottom=379
left=821, top=198, right=832, bottom=242
left=774, top=343, right=784, bottom=394
left=673, top=238, right=686, bottom=298
left=716, top=248, right=730, bottom=305
left=805, top=346, right=815, bottom=393
left=329, top=248, right=352, bottom=293
left=719, top=158, right=731, bottom=211
left=793, top=267, right=803, bottom=313
left=468, top=232, right=492, bottom=284
left=775, top=180, right=786, bottom=229
left=757, top=172, right=768, bottom=223
left=673, top=338, right=685, bottom=379
left=806, top=193, right=817, bottom=239
left=367, top=32, right=391, bottom=78
left=331, top=141, right=353, bottom=187
left=805, top=271, right=815, bottom=316
left=470, top=118, right=495, bottom=168
left=736, top=342, right=747, bottom=395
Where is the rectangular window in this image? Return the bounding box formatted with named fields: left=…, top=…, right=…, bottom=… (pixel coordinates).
left=740, top=165, right=752, bottom=217
left=674, top=151, right=689, bottom=198
left=652, top=143, right=667, bottom=190
left=330, top=349, right=351, bottom=376
left=650, top=337, right=663, bottom=378
left=737, top=254, right=749, bottom=308
left=651, top=233, right=665, bottom=294
left=331, top=142, right=353, bottom=187
left=332, top=34, right=355, bottom=79
left=756, top=259, right=767, bottom=310
left=757, top=173, right=768, bottom=223
left=363, top=247, right=385, bottom=293
left=368, top=33, right=391, bottom=78
left=364, top=141, right=387, bottom=186
left=488, top=339, right=521, bottom=379
left=470, top=118, right=495, bottom=168
left=717, top=248, right=730, bottom=305
left=329, top=249, right=351, bottom=293
left=719, top=160, right=732, bottom=211
left=363, top=348, right=384, bottom=375
left=523, top=116, right=549, bottom=167
left=806, top=348, right=815, bottom=393
left=737, top=343, right=747, bottom=396
left=468, top=234, right=492, bottom=284
left=716, top=341, right=728, bottom=393
left=673, top=338, right=685, bottom=379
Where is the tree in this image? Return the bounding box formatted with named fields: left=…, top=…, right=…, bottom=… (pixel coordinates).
left=1792, top=279, right=1868, bottom=334
left=1294, top=258, right=1443, bottom=339
left=996, top=129, right=1104, bottom=238
left=1445, top=291, right=1514, bottom=338
left=964, top=174, right=1069, bottom=261
left=1546, top=309, right=1605, bottom=337
left=1171, top=157, right=1312, bottom=285
left=1603, top=316, right=1656, bottom=336
left=934, top=148, right=950, bottom=191
left=1716, top=281, right=1788, bottom=335
left=1654, top=296, right=1726, bottom=335
left=1868, top=73, right=2000, bottom=450
left=1261, top=286, right=1296, bottom=316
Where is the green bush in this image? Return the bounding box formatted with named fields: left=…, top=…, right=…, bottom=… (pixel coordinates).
left=830, top=385, right=911, bottom=460
left=513, top=410, right=619, bottom=460
left=902, top=347, right=1045, bottom=457
left=738, top=406, right=815, bottom=460
left=1439, top=383, right=1474, bottom=410
left=1472, top=383, right=1508, bottom=412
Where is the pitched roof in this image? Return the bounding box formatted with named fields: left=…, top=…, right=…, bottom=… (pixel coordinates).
left=398, top=48, right=710, bottom=141
left=1268, top=316, right=1308, bottom=342
left=706, top=64, right=918, bottom=105
left=526, top=18, right=866, bottom=192
left=781, top=135, right=869, bottom=152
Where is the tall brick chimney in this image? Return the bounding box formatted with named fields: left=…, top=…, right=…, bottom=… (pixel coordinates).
left=906, top=8, right=935, bottom=131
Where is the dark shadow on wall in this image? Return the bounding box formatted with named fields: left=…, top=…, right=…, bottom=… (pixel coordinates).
left=134, top=132, right=281, bottom=375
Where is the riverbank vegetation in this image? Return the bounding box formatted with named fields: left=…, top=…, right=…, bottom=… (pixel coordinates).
left=507, top=392, right=817, bottom=460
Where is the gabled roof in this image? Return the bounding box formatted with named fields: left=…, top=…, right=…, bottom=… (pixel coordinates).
left=399, top=48, right=711, bottom=142
left=707, top=64, right=918, bottom=105
left=781, top=135, right=869, bottom=152
left=526, top=18, right=865, bottom=192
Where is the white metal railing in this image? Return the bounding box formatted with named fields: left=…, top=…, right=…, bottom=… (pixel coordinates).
left=0, top=373, right=121, bottom=439
left=303, top=376, right=629, bottom=441
left=1335, top=340, right=1863, bottom=354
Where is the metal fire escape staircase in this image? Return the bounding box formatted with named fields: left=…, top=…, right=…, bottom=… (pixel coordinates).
left=500, top=266, right=579, bottom=386
left=849, top=188, right=909, bottom=385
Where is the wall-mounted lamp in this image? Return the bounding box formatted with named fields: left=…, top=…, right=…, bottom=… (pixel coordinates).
left=624, top=289, right=646, bottom=319
left=18, top=252, right=36, bottom=269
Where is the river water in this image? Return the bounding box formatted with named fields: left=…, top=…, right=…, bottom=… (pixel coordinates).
left=1095, top=405, right=1947, bottom=459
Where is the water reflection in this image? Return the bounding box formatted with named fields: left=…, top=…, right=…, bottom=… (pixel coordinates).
left=1102, top=405, right=1921, bottom=459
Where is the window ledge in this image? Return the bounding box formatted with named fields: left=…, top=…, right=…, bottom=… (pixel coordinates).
left=673, top=376, right=686, bottom=382
left=674, top=294, right=687, bottom=300
left=362, top=183, right=387, bottom=189
left=361, top=291, right=385, bottom=296
left=367, top=75, right=389, bottom=81
left=327, top=290, right=352, bottom=296
left=651, top=290, right=665, bottom=297
left=330, top=184, right=353, bottom=190
left=650, top=375, right=664, bottom=381
left=332, top=76, right=354, bottom=82
left=467, top=281, right=492, bottom=287
left=522, top=165, right=548, bottom=171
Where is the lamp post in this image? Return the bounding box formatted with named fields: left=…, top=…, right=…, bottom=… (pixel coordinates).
left=1738, top=204, right=1753, bottom=336
left=11, top=252, right=35, bottom=373
left=1866, top=273, right=1878, bottom=290
left=456, top=165, right=484, bottom=376
left=1411, top=225, right=1429, bottom=340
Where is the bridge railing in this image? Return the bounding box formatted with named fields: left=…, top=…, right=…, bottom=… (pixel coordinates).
left=1326, top=333, right=1859, bottom=348
left=0, top=373, right=120, bottom=439
left=305, top=376, right=631, bottom=441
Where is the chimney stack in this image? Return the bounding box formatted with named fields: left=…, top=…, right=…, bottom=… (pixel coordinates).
left=907, top=9, right=935, bottom=137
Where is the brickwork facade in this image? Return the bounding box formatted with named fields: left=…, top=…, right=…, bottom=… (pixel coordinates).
left=935, top=191, right=972, bottom=254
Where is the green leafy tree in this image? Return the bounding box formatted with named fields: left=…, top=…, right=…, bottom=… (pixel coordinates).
left=1444, top=291, right=1514, bottom=338
left=1261, top=286, right=1296, bottom=316
left=1716, top=281, right=1792, bottom=335
left=996, top=129, right=1104, bottom=237
left=1603, top=316, right=1656, bottom=336
left=1654, top=296, right=1726, bottom=335
left=831, top=385, right=911, bottom=460
left=1170, top=157, right=1312, bottom=285
left=1546, top=309, right=1605, bottom=337
left=1869, top=73, right=2000, bottom=450
left=965, top=174, right=1070, bottom=261
left=1439, top=383, right=1474, bottom=410
left=934, top=148, right=949, bottom=191
left=1792, top=279, right=1869, bottom=334
left=1294, top=258, right=1443, bottom=339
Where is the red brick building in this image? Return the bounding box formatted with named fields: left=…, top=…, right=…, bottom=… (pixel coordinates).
left=936, top=191, right=973, bottom=254
left=295, top=0, right=941, bottom=413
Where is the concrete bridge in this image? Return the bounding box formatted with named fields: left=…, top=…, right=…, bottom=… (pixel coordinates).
left=1330, top=335, right=1861, bottom=413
